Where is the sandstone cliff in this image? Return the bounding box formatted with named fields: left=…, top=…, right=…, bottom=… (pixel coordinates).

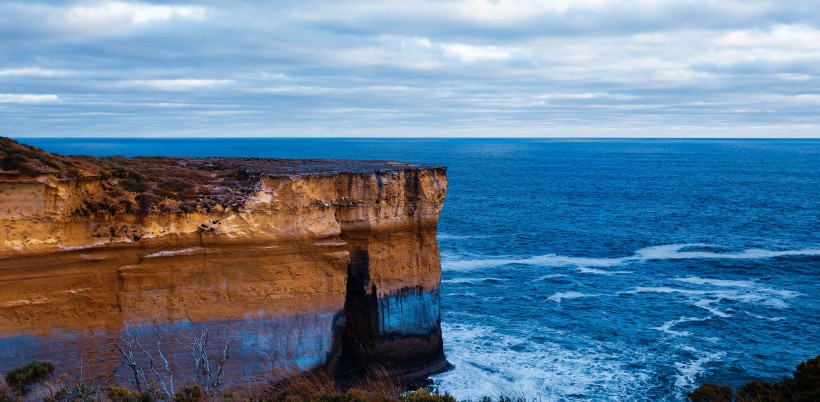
left=0, top=138, right=448, bottom=385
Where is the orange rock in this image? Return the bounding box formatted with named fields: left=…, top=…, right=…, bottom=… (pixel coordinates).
left=0, top=139, right=448, bottom=384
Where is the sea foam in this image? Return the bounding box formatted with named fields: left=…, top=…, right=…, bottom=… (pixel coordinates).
left=431, top=322, right=653, bottom=401
left=548, top=292, right=605, bottom=303
left=442, top=244, right=820, bottom=272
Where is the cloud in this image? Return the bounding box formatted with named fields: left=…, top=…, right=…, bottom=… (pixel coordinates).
left=0, top=94, right=59, bottom=103
left=440, top=43, right=521, bottom=62
left=715, top=25, right=820, bottom=51
left=0, top=1, right=206, bottom=41
left=108, top=79, right=233, bottom=91
left=0, top=68, right=70, bottom=77
left=64, top=1, right=206, bottom=25
left=393, top=36, right=529, bottom=65
left=292, top=0, right=820, bottom=39
left=1, top=0, right=819, bottom=137
left=535, top=93, right=638, bottom=100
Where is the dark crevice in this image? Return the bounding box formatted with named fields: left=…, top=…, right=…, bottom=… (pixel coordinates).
left=336, top=249, right=379, bottom=378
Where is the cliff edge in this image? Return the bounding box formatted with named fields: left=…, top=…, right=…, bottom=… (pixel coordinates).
left=0, top=138, right=448, bottom=385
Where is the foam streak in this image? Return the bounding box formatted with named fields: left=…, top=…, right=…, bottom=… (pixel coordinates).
left=442, top=244, right=820, bottom=272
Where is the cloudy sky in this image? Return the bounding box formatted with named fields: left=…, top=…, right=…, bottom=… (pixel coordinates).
left=2, top=0, right=820, bottom=138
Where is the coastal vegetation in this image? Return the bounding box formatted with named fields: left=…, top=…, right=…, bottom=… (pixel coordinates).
left=688, top=355, right=820, bottom=402
left=3, top=361, right=54, bottom=397
left=3, top=355, right=818, bottom=401
left=1, top=137, right=279, bottom=215
left=0, top=360, right=457, bottom=402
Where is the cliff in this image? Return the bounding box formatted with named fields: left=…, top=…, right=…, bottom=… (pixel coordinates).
left=0, top=138, right=448, bottom=385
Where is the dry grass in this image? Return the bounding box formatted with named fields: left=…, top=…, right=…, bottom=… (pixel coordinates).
left=1, top=136, right=437, bottom=217
left=0, top=137, right=263, bottom=215
left=689, top=355, right=820, bottom=402
left=259, top=366, right=455, bottom=402
left=0, top=377, right=13, bottom=402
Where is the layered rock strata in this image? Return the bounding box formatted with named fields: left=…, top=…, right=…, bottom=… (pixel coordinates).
left=0, top=139, right=448, bottom=385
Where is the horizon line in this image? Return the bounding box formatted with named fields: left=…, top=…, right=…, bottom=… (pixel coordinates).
left=9, top=136, right=820, bottom=140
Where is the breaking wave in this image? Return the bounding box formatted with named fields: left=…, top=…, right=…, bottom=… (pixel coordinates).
left=442, top=244, right=820, bottom=272
left=437, top=243, right=817, bottom=400
left=548, top=292, right=606, bottom=303
left=431, top=322, right=653, bottom=401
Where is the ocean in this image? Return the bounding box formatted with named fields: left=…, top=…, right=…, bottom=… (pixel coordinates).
left=22, top=138, right=820, bottom=401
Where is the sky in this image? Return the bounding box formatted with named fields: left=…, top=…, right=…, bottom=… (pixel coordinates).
left=2, top=0, right=820, bottom=138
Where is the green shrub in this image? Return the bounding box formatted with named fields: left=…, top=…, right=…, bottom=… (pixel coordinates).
left=735, top=380, right=783, bottom=402
left=792, top=355, right=820, bottom=402
left=45, top=382, right=96, bottom=402
left=107, top=384, right=161, bottom=402
left=691, top=355, right=820, bottom=402
left=172, top=384, right=207, bottom=402
left=403, top=388, right=456, bottom=402
left=4, top=360, right=54, bottom=395
left=120, top=178, right=148, bottom=193
left=688, top=384, right=733, bottom=402
left=260, top=385, right=458, bottom=402
left=0, top=376, right=14, bottom=402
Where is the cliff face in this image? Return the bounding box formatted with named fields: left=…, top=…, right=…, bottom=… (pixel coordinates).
left=0, top=139, right=448, bottom=384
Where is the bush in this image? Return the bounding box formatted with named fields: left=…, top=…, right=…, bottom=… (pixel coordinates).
left=735, top=380, right=784, bottom=402
left=0, top=137, right=278, bottom=215
left=404, top=388, right=457, bottom=402
left=107, top=384, right=161, bottom=402
left=45, top=382, right=96, bottom=402
left=120, top=178, right=148, bottom=193
left=691, top=355, right=820, bottom=402
left=0, top=377, right=14, bottom=402
left=792, top=355, right=820, bottom=402
left=48, top=384, right=90, bottom=402
left=4, top=360, right=54, bottom=395
left=688, top=384, right=733, bottom=402
left=172, top=384, right=207, bottom=402
left=262, top=371, right=456, bottom=402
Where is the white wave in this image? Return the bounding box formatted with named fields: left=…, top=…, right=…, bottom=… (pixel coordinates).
left=628, top=279, right=803, bottom=308
left=442, top=253, right=625, bottom=272
left=577, top=267, right=634, bottom=275
left=645, top=246, right=820, bottom=261
left=626, top=287, right=706, bottom=295
left=692, top=299, right=732, bottom=318
left=444, top=292, right=477, bottom=298
left=548, top=292, right=603, bottom=303
left=432, top=322, right=653, bottom=401
left=627, top=283, right=800, bottom=311
left=442, top=243, right=820, bottom=272
left=674, top=350, right=726, bottom=390
left=653, top=316, right=712, bottom=337
left=674, top=276, right=757, bottom=288
left=532, top=274, right=568, bottom=281
left=744, top=312, right=785, bottom=322
left=763, top=288, right=805, bottom=299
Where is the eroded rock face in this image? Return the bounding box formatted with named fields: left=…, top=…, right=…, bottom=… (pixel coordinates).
left=0, top=139, right=447, bottom=385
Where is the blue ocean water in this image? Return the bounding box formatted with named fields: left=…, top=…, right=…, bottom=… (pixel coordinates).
left=22, top=138, right=820, bottom=401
